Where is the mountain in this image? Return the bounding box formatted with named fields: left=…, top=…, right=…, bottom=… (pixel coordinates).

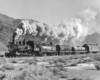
left=85, top=33, right=99, bottom=44
left=84, top=33, right=100, bottom=49
left=0, top=14, right=21, bottom=51
left=0, top=13, right=100, bottom=52
left=0, top=14, right=40, bottom=51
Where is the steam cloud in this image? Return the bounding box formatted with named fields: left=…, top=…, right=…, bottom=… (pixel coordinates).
left=15, top=8, right=100, bottom=46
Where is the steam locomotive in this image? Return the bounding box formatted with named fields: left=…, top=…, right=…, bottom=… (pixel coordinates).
left=5, top=33, right=99, bottom=57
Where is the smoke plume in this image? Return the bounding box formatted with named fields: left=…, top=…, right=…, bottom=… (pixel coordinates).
left=15, top=8, right=100, bottom=46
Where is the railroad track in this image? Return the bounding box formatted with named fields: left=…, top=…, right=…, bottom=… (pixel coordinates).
left=3, top=53, right=99, bottom=62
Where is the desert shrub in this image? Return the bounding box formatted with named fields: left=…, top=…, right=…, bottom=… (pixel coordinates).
left=52, top=58, right=66, bottom=71
left=85, top=79, right=93, bottom=80
left=55, top=62, right=65, bottom=71
left=94, top=62, right=100, bottom=70
left=57, top=58, right=66, bottom=63
left=51, top=75, right=60, bottom=80
left=69, top=78, right=93, bottom=80
left=58, top=71, right=68, bottom=79
left=69, top=77, right=82, bottom=80
left=0, top=67, right=5, bottom=72
left=16, top=67, right=24, bottom=71
left=79, top=57, right=92, bottom=63
left=77, top=59, right=87, bottom=64
left=74, top=57, right=79, bottom=59
left=20, top=58, right=37, bottom=65
left=69, top=62, right=77, bottom=66
left=53, top=58, right=66, bottom=64
left=94, top=56, right=100, bottom=61
left=34, top=65, right=53, bottom=79
left=28, top=60, right=37, bottom=65
left=49, top=67, right=60, bottom=75
left=0, top=58, right=7, bottom=65
left=69, top=56, right=76, bottom=59
left=8, top=65, right=53, bottom=80
left=49, top=60, right=55, bottom=64
left=9, top=71, right=28, bottom=80
left=11, top=60, right=18, bottom=63
left=0, top=73, right=6, bottom=80
left=9, top=58, right=18, bottom=63
left=49, top=62, right=67, bottom=76
left=2, top=63, right=15, bottom=70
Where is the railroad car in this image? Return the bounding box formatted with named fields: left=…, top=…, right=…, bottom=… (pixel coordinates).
left=73, top=46, right=87, bottom=54
left=39, top=44, right=56, bottom=56
left=85, top=44, right=99, bottom=53
left=5, top=33, right=99, bottom=57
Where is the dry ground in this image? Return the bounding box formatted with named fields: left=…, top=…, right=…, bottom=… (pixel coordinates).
left=0, top=53, right=100, bottom=80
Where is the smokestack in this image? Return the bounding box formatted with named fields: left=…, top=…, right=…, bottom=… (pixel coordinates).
left=12, top=32, right=17, bottom=44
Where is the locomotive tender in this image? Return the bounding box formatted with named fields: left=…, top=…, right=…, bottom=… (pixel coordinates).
left=5, top=33, right=99, bottom=57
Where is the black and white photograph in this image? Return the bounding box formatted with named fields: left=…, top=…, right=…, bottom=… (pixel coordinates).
left=0, top=0, right=100, bottom=80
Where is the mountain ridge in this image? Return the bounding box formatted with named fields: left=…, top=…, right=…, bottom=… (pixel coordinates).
left=0, top=13, right=99, bottom=51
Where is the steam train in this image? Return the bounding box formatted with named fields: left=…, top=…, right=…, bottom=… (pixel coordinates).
left=5, top=33, right=99, bottom=57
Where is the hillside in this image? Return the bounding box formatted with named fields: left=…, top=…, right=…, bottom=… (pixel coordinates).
left=85, top=33, right=100, bottom=44
left=0, top=14, right=100, bottom=51
left=0, top=14, right=42, bottom=51
left=0, top=14, right=21, bottom=51
left=84, top=33, right=100, bottom=49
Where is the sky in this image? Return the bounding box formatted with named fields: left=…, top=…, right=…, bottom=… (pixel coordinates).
left=0, top=0, right=100, bottom=25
